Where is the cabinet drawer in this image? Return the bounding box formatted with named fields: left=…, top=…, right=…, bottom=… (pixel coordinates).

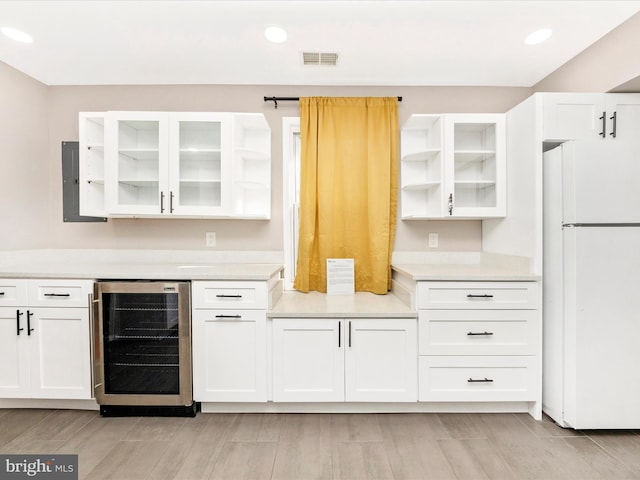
left=27, top=280, right=93, bottom=307
left=417, top=282, right=539, bottom=310
left=419, top=356, right=538, bottom=402
left=419, top=310, right=538, bottom=356
left=0, top=279, right=28, bottom=306
left=192, top=281, right=267, bottom=309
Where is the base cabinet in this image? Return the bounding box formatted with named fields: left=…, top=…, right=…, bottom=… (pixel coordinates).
left=0, top=280, right=93, bottom=400
left=192, top=280, right=272, bottom=402
left=192, top=309, right=267, bottom=402
left=416, top=281, right=540, bottom=406
left=272, top=318, right=417, bottom=403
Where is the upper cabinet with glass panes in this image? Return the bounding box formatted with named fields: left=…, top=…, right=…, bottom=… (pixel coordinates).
left=400, top=113, right=506, bottom=219
left=79, top=111, right=271, bottom=219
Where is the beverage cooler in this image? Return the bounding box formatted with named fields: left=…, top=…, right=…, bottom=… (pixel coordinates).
left=93, top=281, right=195, bottom=416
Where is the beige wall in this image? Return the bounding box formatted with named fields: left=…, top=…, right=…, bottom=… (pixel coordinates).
left=0, top=62, right=49, bottom=250
left=534, top=12, right=640, bottom=93
left=44, top=84, right=531, bottom=253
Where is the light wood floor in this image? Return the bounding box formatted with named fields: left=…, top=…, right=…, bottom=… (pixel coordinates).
left=2, top=409, right=640, bottom=480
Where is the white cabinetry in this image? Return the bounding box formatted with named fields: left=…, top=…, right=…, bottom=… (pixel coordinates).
left=0, top=279, right=93, bottom=400
left=543, top=93, right=640, bottom=141
left=272, top=318, right=417, bottom=402
left=79, top=111, right=271, bottom=219
left=401, top=113, right=505, bottom=219
left=416, top=282, right=540, bottom=415
left=79, top=113, right=106, bottom=217
left=192, top=280, right=274, bottom=402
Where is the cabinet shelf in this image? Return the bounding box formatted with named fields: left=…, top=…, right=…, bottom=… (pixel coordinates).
left=119, top=149, right=160, bottom=161
left=455, top=180, right=496, bottom=188
left=118, top=179, right=159, bottom=188
left=402, top=182, right=441, bottom=191
left=402, top=150, right=441, bottom=162
left=454, top=150, right=497, bottom=162
left=179, top=179, right=222, bottom=184
left=235, top=148, right=269, bottom=161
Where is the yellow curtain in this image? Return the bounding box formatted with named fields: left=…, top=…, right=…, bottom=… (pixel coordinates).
left=293, top=97, right=398, bottom=294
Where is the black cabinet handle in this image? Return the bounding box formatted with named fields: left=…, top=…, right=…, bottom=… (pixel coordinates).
left=348, top=321, right=352, bottom=348
left=448, top=193, right=453, bottom=215
left=216, top=294, right=242, bottom=298
left=468, top=377, right=493, bottom=383
left=338, top=321, right=341, bottom=348
left=160, top=191, right=165, bottom=213
left=44, top=293, right=71, bottom=297
left=27, top=310, right=34, bottom=336
left=16, top=310, right=24, bottom=336
left=466, top=294, right=494, bottom=299
left=214, top=314, right=242, bottom=319
left=467, top=331, right=494, bottom=336
left=170, top=191, right=174, bottom=213
left=599, top=111, right=606, bottom=138
left=609, top=111, right=617, bottom=138
left=0, top=291, right=5, bottom=296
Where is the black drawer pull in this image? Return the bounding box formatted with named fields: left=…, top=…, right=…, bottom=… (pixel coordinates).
left=468, top=377, right=493, bottom=383
left=215, top=314, right=242, bottom=319
left=0, top=291, right=5, bottom=296
left=467, top=294, right=494, bottom=299
left=467, top=331, right=494, bottom=336
left=44, top=293, right=71, bottom=297
left=216, top=294, right=242, bottom=298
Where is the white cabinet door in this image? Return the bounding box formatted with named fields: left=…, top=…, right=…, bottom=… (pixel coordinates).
left=192, top=309, right=267, bottom=402
left=345, top=319, right=417, bottom=402
left=106, top=111, right=170, bottom=216
left=0, top=308, right=30, bottom=397
left=542, top=93, right=605, bottom=141
left=168, top=112, right=232, bottom=217
left=542, top=93, right=640, bottom=142
left=444, top=114, right=506, bottom=218
left=272, top=319, right=344, bottom=402
left=27, top=308, right=92, bottom=399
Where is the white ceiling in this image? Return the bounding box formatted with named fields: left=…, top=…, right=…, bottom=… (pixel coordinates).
left=1, top=0, right=639, bottom=87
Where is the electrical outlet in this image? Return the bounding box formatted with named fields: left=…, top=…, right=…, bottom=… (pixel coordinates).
left=206, top=232, right=216, bottom=247
left=428, top=233, right=438, bottom=248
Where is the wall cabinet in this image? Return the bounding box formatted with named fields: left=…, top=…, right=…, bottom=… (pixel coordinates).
left=542, top=93, right=640, bottom=142
left=272, top=318, right=417, bottom=403
left=79, top=111, right=271, bottom=219
left=0, top=279, right=93, bottom=400
left=416, top=281, right=540, bottom=409
left=401, top=113, right=505, bottom=219
left=192, top=280, right=270, bottom=402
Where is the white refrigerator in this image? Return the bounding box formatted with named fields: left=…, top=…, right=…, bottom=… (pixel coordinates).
left=543, top=140, right=640, bottom=429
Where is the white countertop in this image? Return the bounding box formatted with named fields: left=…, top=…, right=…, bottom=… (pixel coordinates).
left=0, top=249, right=284, bottom=281
left=392, top=263, right=539, bottom=281
left=0, top=262, right=283, bottom=281
left=268, top=291, right=415, bottom=318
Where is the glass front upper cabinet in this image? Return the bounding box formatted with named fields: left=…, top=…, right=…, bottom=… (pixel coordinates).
left=169, top=113, right=231, bottom=217
left=445, top=114, right=506, bottom=218
left=106, top=112, right=168, bottom=216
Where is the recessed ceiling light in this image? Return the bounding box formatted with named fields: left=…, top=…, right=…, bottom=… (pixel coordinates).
left=264, top=26, right=287, bottom=44
left=524, top=28, right=552, bottom=45
left=1, top=26, right=33, bottom=44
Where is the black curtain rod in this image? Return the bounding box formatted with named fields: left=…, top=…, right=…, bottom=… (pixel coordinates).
left=264, top=96, right=402, bottom=109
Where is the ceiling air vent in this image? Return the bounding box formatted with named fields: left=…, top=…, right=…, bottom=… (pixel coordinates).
left=302, top=52, right=339, bottom=66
